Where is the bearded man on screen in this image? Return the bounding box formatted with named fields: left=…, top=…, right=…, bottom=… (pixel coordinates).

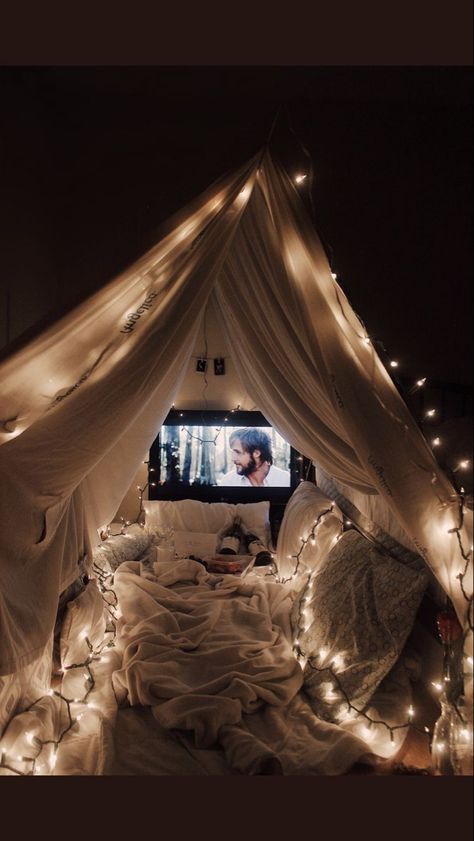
left=219, top=428, right=290, bottom=487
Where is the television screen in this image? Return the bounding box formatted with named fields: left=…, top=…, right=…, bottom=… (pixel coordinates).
left=156, top=418, right=292, bottom=489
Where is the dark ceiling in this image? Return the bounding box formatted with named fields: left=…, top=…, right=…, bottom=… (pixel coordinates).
left=0, top=66, right=472, bottom=385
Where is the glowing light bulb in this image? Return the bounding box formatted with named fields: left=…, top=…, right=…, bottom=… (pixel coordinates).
left=432, top=437, right=441, bottom=447
left=459, top=460, right=470, bottom=470
left=295, top=173, right=307, bottom=184
left=407, top=705, right=415, bottom=720
left=390, top=360, right=399, bottom=368
left=331, top=272, right=337, bottom=280
left=416, top=378, right=426, bottom=387
left=364, top=337, right=371, bottom=345
left=432, top=682, right=443, bottom=692
left=338, top=707, right=357, bottom=722
left=426, top=409, right=436, bottom=418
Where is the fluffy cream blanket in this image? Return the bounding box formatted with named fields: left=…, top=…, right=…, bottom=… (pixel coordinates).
left=111, top=559, right=372, bottom=774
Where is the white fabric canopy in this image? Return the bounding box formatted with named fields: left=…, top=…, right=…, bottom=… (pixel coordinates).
left=0, top=149, right=471, bottom=676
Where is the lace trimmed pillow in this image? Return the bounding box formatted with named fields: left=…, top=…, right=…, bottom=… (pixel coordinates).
left=295, top=530, right=428, bottom=720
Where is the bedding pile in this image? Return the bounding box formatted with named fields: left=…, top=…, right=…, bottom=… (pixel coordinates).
left=110, top=556, right=377, bottom=774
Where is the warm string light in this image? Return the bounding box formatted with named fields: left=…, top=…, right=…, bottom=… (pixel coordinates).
left=323, top=279, right=469, bottom=517
left=308, top=243, right=471, bottom=753
left=409, top=377, right=427, bottom=394
left=0, top=563, right=120, bottom=776
left=384, top=367, right=470, bottom=486
left=293, top=642, right=430, bottom=745
left=277, top=505, right=336, bottom=584
left=448, top=499, right=474, bottom=631
left=453, top=460, right=470, bottom=473
left=100, top=404, right=246, bottom=539
left=181, top=425, right=223, bottom=445
left=286, top=518, right=437, bottom=750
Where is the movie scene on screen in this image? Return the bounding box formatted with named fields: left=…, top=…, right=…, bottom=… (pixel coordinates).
left=158, top=424, right=292, bottom=488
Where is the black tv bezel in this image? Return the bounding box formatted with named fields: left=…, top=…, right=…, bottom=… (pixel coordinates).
left=148, top=409, right=306, bottom=506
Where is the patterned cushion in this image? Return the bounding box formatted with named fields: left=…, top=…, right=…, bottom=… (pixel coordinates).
left=296, top=530, right=428, bottom=720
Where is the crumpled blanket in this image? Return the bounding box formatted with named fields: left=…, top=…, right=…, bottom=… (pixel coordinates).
left=111, top=559, right=375, bottom=774
left=112, top=558, right=303, bottom=769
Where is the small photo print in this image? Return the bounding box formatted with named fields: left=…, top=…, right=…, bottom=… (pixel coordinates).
left=196, top=358, right=207, bottom=373
left=214, top=358, right=225, bottom=376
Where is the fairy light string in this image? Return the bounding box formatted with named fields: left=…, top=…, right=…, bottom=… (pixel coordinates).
left=449, top=497, right=474, bottom=631
left=298, top=648, right=426, bottom=743
left=1, top=166, right=470, bottom=774
left=277, top=504, right=336, bottom=584
left=0, top=561, right=120, bottom=776
left=283, top=516, right=435, bottom=748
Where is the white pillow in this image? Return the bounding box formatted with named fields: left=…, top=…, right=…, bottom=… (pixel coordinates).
left=145, top=499, right=234, bottom=535
left=276, top=482, right=343, bottom=579
left=235, top=501, right=271, bottom=546
left=145, top=499, right=271, bottom=547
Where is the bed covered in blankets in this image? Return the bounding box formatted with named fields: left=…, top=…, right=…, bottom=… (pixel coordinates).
left=91, top=483, right=429, bottom=776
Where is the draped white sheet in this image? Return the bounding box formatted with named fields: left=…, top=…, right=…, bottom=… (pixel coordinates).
left=0, top=156, right=258, bottom=673
left=0, top=149, right=471, bottom=679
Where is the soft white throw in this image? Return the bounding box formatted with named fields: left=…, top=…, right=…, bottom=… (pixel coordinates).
left=111, top=559, right=373, bottom=774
